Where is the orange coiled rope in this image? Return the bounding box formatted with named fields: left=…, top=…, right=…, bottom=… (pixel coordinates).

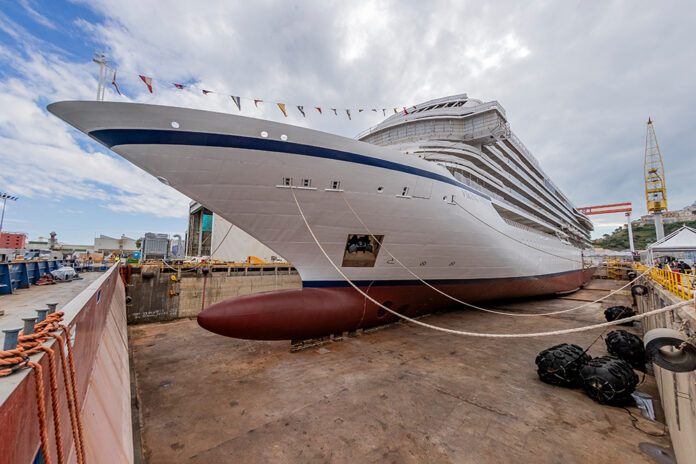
left=58, top=325, right=86, bottom=463
left=26, top=361, right=52, bottom=464
left=0, top=311, right=86, bottom=464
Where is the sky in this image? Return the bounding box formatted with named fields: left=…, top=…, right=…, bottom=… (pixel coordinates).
left=0, top=0, right=694, bottom=245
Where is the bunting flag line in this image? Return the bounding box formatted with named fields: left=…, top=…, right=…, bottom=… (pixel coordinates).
left=120, top=68, right=414, bottom=120
left=139, top=75, right=153, bottom=93
left=111, top=70, right=121, bottom=96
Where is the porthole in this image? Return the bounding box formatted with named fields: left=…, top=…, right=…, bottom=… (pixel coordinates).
left=171, top=121, right=180, bottom=129
left=280, top=134, right=288, bottom=141
left=377, top=186, right=384, bottom=193
left=261, top=131, right=269, bottom=138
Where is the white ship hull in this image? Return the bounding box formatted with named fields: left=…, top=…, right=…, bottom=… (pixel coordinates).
left=49, top=101, right=593, bottom=340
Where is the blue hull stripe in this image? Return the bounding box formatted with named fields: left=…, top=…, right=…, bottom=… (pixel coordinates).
left=303, top=268, right=588, bottom=288
left=89, top=128, right=490, bottom=200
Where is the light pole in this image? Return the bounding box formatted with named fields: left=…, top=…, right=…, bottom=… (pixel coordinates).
left=0, top=192, right=18, bottom=235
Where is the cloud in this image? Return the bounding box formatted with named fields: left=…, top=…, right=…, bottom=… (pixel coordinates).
left=19, top=0, right=57, bottom=30
left=2, top=0, right=695, bottom=242
left=0, top=24, right=188, bottom=219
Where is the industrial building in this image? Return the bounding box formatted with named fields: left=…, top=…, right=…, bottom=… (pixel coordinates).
left=0, top=232, right=26, bottom=249
left=633, top=200, right=696, bottom=226
left=187, top=201, right=283, bottom=263
left=93, top=234, right=138, bottom=254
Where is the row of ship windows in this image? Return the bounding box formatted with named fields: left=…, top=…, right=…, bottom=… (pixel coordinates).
left=281, top=178, right=451, bottom=200
left=283, top=177, right=347, bottom=191
left=487, top=143, right=574, bottom=214
left=474, top=147, right=580, bottom=227
left=411, top=101, right=467, bottom=113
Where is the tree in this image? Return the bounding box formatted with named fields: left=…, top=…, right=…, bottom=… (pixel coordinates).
left=135, top=238, right=142, bottom=248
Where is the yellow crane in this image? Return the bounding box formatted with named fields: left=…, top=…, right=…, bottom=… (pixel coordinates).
left=644, top=118, right=668, bottom=240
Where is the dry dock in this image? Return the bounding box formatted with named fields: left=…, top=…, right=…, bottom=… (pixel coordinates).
left=130, top=280, right=672, bottom=464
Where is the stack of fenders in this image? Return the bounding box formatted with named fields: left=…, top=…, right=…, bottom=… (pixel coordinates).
left=534, top=298, right=647, bottom=405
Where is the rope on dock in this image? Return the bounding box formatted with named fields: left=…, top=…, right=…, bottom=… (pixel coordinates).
left=291, top=187, right=694, bottom=338
left=339, top=192, right=650, bottom=317
left=0, top=311, right=86, bottom=464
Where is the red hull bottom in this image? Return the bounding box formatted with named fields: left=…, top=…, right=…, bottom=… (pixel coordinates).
left=198, top=268, right=596, bottom=340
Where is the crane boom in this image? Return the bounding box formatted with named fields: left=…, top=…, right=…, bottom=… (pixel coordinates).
left=578, top=203, right=635, bottom=252
left=644, top=118, right=667, bottom=239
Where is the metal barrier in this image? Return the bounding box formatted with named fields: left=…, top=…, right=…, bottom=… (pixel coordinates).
left=0, top=260, right=102, bottom=295
left=635, top=264, right=694, bottom=300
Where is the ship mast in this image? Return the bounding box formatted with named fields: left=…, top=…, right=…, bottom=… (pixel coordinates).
left=92, top=52, right=113, bottom=101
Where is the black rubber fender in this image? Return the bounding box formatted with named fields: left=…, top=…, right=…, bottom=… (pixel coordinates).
left=631, top=284, right=648, bottom=296
left=535, top=343, right=592, bottom=387
left=604, top=306, right=636, bottom=326
left=605, top=330, right=646, bottom=370
left=579, top=356, right=639, bottom=405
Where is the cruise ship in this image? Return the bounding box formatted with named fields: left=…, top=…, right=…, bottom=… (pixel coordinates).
left=48, top=94, right=595, bottom=340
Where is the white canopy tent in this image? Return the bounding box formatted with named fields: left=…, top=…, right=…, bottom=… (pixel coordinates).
left=648, top=225, right=696, bottom=265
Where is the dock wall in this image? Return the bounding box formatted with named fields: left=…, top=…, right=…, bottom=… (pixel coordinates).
left=125, top=265, right=301, bottom=323
left=0, top=264, right=132, bottom=464
left=637, top=281, right=696, bottom=464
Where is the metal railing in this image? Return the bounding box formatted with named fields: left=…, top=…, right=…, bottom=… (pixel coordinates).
left=635, top=264, right=695, bottom=300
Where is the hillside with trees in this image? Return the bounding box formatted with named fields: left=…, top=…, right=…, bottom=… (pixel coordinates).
left=592, top=220, right=696, bottom=251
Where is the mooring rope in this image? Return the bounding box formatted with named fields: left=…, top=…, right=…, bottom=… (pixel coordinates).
left=0, top=312, right=86, bottom=464
left=451, top=198, right=584, bottom=264
left=339, top=192, right=650, bottom=317
left=291, top=187, right=693, bottom=338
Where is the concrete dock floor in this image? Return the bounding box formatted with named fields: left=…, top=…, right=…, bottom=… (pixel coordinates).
left=0, top=272, right=102, bottom=331
left=130, top=280, right=672, bottom=464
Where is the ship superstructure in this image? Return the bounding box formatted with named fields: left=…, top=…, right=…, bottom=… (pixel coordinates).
left=48, top=94, right=595, bottom=340
left=358, top=94, right=593, bottom=249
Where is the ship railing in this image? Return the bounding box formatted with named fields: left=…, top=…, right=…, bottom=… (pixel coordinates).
left=507, top=132, right=542, bottom=171
left=452, top=172, right=559, bottom=233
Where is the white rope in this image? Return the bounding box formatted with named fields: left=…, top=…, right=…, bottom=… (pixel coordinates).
left=339, top=192, right=650, bottom=317
left=451, top=198, right=583, bottom=264
left=291, top=186, right=693, bottom=338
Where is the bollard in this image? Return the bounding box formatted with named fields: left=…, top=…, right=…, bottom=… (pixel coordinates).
left=3, top=328, right=22, bottom=350
left=36, top=309, right=48, bottom=323
left=46, top=302, right=58, bottom=314
left=22, top=317, right=38, bottom=336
